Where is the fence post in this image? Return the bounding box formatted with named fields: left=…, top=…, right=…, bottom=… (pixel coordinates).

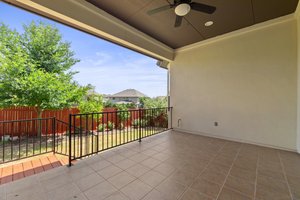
left=138, top=109, right=142, bottom=142
left=52, top=117, right=56, bottom=153
left=68, top=114, right=72, bottom=167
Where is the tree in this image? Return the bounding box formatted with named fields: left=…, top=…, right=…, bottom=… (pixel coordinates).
left=78, top=93, right=103, bottom=114
left=78, top=93, right=103, bottom=131
left=19, top=70, right=87, bottom=118
left=22, top=21, right=79, bottom=74
left=0, top=22, right=88, bottom=119
left=116, top=104, right=130, bottom=129
left=139, top=97, right=149, bottom=108
left=140, top=97, right=168, bottom=127
left=142, top=96, right=168, bottom=108
left=103, top=100, right=115, bottom=108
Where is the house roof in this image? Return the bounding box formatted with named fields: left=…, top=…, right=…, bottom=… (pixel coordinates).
left=110, top=89, right=147, bottom=98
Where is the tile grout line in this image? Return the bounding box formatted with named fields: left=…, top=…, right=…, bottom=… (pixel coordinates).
left=278, top=151, right=293, bottom=200
left=215, top=143, right=243, bottom=200
left=118, top=139, right=174, bottom=200
left=177, top=141, right=228, bottom=200
left=73, top=156, right=124, bottom=200
left=91, top=151, right=153, bottom=200
left=126, top=138, right=168, bottom=198
left=81, top=139, right=168, bottom=200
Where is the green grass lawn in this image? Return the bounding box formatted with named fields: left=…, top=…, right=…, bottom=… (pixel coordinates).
left=0, top=127, right=167, bottom=163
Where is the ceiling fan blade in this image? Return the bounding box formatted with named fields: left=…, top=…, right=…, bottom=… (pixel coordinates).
left=190, top=2, right=216, bottom=14
left=147, top=5, right=171, bottom=15
left=174, top=15, right=183, bottom=27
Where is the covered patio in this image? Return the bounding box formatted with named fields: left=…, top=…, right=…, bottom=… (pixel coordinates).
left=1, top=0, right=300, bottom=199
left=0, top=131, right=299, bottom=200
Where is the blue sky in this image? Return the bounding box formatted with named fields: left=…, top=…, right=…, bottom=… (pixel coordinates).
left=0, top=2, right=167, bottom=97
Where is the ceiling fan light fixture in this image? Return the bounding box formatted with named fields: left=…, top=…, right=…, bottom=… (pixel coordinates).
left=175, top=3, right=191, bottom=16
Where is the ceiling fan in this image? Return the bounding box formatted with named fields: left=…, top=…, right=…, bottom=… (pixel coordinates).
left=147, top=0, right=216, bottom=27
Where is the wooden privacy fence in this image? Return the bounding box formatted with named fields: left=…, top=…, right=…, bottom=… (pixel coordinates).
left=0, top=107, right=165, bottom=136
left=0, top=107, right=77, bottom=137
left=0, top=107, right=79, bottom=122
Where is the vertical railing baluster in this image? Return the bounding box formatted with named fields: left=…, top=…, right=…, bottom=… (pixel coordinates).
left=11, top=122, right=13, bottom=161
left=73, top=115, right=77, bottom=158
left=2, top=123, right=5, bottom=162
left=91, top=113, right=94, bottom=154
left=60, top=122, right=63, bottom=154
left=26, top=121, right=28, bottom=158
left=52, top=117, right=56, bottom=153
left=123, top=111, right=125, bottom=144
left=79, top=115, right=82, bottom=158
left=139, top=109, right=142, bottom=142
left=68, top=114, right=72, bottom=167
left=96, top=113, right=99, bottom=152
left=39, top=119, right=42, bottom=154
left=85, top=114, right=88, bottom=156
left=152, top=108, right=154, bottom=135
left=170, top=107, right=173, bottom=129
left=115, top=111, right=118, bottom=146
left=106, top=112, right=108, bottom=149
left=129, top=110, right=132, bottom=142
left=33, top=120, right=35, bottom=155
left=18, top=121, right=21, bottom=159
left=101, top=113, right=104, bottom=151
left=45, top=119, right=48, bottom=152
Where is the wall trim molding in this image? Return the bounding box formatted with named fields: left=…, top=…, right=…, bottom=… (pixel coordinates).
left=172, top=128, right=298, bottom=153
left=175, top=14, right=295, bottom=53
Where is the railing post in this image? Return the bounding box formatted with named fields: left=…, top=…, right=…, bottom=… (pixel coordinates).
left=138, top=109, right=142, bottom=142
left=169, top=107, right=172, bottom=129
left=68, top=114, right=72, bottom=167
left=52, top=117, right=56, bottom=153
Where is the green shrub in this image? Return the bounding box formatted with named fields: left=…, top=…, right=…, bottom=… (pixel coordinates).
left=107, top=121, right=114, bottom=130
left=132, top=119, right=147, bottom=128
left=97, top=123, right=106, bottom=132
left=116, top=104, right=130, bottom=122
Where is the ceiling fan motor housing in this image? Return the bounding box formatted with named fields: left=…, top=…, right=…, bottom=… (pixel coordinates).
left=175, top=3, right=191, bottom=16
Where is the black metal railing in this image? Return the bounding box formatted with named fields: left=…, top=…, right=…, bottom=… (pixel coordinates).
left=68, top=107, right=172, bottom=165
left=0, top=117, right=56, bottom=163
left=0, top=107, right=172, bottom=165
left=54, top=119, right=83, bottom=157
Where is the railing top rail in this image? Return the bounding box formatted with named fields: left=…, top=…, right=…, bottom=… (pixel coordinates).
left=70, top=107, right=172, bottom=116
left=55, top=119, right=69, bottom=125
left=56, top=119, right=82, bottom=132
left=0, top=117, right=55, bottom=124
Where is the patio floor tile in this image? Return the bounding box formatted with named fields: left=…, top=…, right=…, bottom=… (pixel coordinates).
left=0, top=131, right=299, bottom=200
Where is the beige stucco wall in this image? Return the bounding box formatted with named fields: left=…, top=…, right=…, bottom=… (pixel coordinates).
left=170, top=17, right=298, bottom=151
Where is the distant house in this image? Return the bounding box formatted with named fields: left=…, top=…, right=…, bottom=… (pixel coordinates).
left=108, top=89, right=147, bottom=105
left=102, top=94, right=111, bottom=102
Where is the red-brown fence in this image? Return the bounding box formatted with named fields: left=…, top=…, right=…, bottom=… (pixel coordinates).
left=0, top=107, right=79, bottom=122
left=0, top=107, right=142, bottom=136
left=0, top=107, right=77, bottom=137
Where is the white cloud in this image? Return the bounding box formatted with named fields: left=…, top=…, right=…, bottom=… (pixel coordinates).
left=72, top=52, right=167, bottom=97
left=80, top=51, right=112, bottom=67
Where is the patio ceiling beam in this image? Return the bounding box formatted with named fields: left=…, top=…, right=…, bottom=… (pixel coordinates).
left=3, top=0, right=174, bottom=62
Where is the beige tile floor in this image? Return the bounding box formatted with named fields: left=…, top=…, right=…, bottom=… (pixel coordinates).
left=0, top=130, right=299, bottom=200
